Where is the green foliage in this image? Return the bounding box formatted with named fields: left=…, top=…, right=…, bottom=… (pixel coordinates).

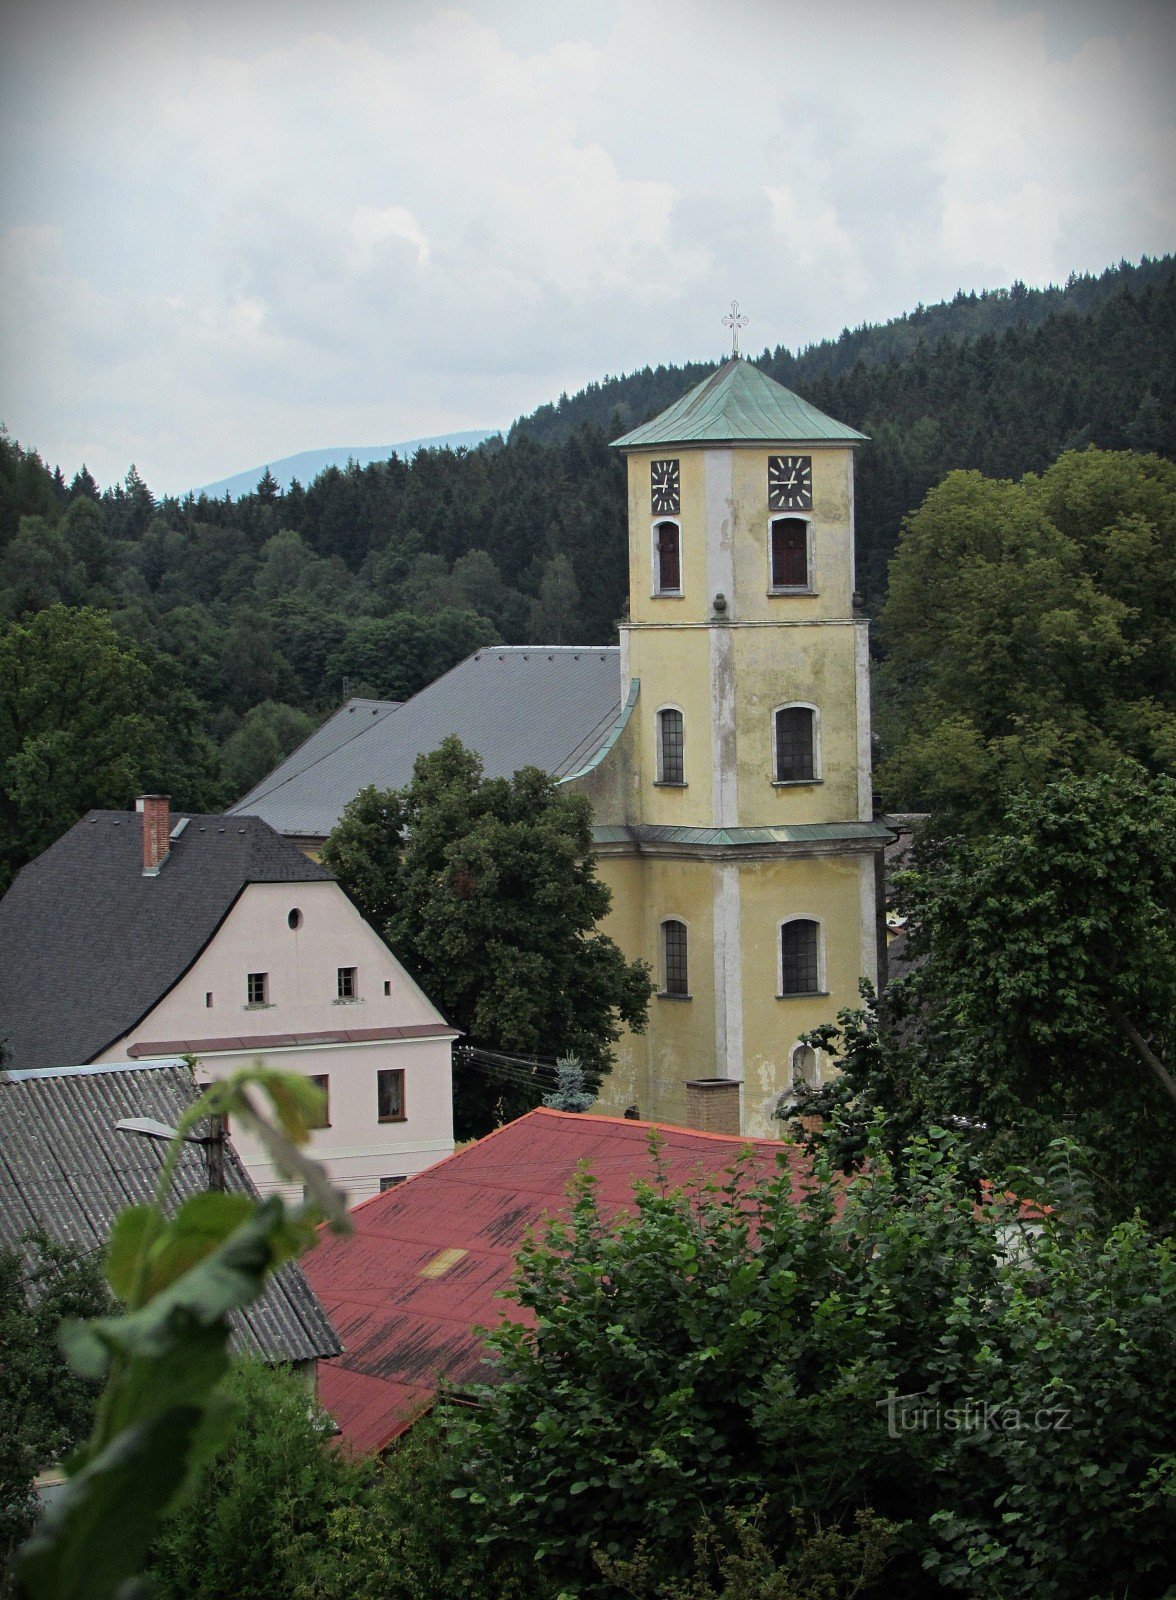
left=14, top=1066, right=349, bottom=1600
left=0, top=605, right=222, bottom=890
left=0, top=1237, right=110, bottom=1586
left=146, top=1361, right=363, bottom=1600
left=219, top=700, right=319, bottom=800
left=322, top=607, right=499, bottom=701
left=595, top=1506, right=896, bottom=1599
left=788, top=773, right=1176, bottom=1224
left=876, top=449, right=1176, bottom=826
left=323, top=738, right=652, bottom=1137
left=451, top=1132, right=1176, bottom=1598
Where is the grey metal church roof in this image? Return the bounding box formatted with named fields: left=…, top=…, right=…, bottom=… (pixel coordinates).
left=253, top=697, right=403, bottom=793
left=231, top=646, right=624, bottom=840
left=0, top=811, right=333, bottom=1073
left=0, top=1059, right=342, bottom=1364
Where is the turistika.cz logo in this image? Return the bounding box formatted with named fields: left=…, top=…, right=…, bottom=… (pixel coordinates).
left=877, top=1389, right=1074, bottom=1438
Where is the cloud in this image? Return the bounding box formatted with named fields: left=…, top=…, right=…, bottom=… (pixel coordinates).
left=0, top=0, right=1172, bottom=491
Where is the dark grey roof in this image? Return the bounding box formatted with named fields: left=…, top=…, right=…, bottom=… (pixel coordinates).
left=231, top=646, right=624, bottom=839
left=234, top=698, right=403, bottom=806
left=0, top=1060, right=341, bottom=1363
left=0, top=811, right=334, bottom=1073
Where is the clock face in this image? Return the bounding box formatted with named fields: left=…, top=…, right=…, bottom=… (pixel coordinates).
left=650, top=458, right=681, bottom=516
left=768, top=455, right=813, bottom=512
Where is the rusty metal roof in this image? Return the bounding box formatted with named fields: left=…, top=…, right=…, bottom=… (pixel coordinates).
left=302, top=1106, right=809, bottom=1453
left=0, top=1059, right=341, bottom=1364
left=611, top=358, right=868, bottom=450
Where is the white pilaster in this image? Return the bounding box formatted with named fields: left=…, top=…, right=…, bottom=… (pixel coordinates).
left=704, top=449, right=738, bottom=828
left=712, top=863, right=744, bottom=1081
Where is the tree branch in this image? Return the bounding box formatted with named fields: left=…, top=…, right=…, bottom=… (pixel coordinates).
left=1108, top=1001, right=1176, bottom=1108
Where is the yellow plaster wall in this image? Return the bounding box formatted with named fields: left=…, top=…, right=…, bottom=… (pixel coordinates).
left=731, top=622, right=861, bottom=825
left=738, top=852, right=866, bottom=1136
left=729, top=446, right=855, bottom=623
left=624, top=627, right=716, bottom=828
left=627, top=449, right=709, bottom=625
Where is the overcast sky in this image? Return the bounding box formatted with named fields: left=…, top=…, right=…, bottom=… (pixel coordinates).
left=2, top=0, right=1173, bottom=494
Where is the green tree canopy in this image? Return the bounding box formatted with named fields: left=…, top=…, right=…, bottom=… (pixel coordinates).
left=322, top=608, right=498, bottom=703
left=0, top=605, right=221, bottom=889
left=875, top=449, right=1176, bottom=828
left=1, top=1236, right=110, bottom=1572
left=218, top=700, right=319, bottom=801
left=322, top=739, right=652, bottom=1137
left=791, top=772, right=1176, bottom=1224
left=453, top=1132, right=1176, bottom=1599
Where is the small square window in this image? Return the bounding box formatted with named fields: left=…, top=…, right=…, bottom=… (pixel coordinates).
left=380, top=1175, right=406, bottom=1193
left=377, top=1068, right=405, bottom=1123
left=337, top=966, right=357, bottom=1000
left=246, top=972, right=268, bottom=1006
left=205, top=992, right=213, bottom=1008
left=308, top=1074, right=330, bottom=1129
left=384, top=980, right=391, bottom=996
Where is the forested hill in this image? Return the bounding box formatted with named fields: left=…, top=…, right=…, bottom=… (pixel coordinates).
left=1, top=255, right=1174, bottom=866
left=511, top=255, right=1175, bottom=446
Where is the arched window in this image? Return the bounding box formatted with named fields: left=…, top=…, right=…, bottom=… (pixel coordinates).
left=661, top=919, right=689, bottom=996
left=774, top=706, right=816, bottom=783
left=791, top=1043, right=820, bottom=1091
left=654, top=520, right=681, bottom=593
left=780, top=918, right=821, bottom=996
left=771, top=517, right=809, bottom=589
left=657, top=707, right=685, bottom=784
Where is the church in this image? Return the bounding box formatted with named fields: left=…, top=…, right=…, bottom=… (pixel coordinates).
left=231, top=354, right=891, bottom=1137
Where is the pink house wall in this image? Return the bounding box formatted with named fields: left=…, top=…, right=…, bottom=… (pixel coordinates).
left=99, top=880, right=456, bottom=1204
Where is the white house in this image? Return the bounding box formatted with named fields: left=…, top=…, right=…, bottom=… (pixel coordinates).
left=0, top=796, right=456, bottom=1204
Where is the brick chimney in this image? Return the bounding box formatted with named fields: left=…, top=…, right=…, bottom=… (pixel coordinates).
left=684, top=1078, right=742, bottom=1137
left=138, top=794, right=171, bottom=874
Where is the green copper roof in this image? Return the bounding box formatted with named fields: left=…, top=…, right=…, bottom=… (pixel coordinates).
left=611, top=358, right=868, bottom=450
left=592, top=821, right=893, bottom=848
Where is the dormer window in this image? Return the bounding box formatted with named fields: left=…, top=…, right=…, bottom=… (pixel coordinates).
left=654, top=521, right=681, bottom=594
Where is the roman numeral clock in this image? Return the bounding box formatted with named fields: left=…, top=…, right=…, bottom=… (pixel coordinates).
left=768, top=455, right=813, bottom=511
left=650, top=458, right=680, bottom=515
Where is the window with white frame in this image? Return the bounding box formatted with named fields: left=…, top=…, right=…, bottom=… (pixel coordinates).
left=337, top=965, right=358, bottom=1000
left=770, top=517, right=810, bottom=589
left=653, top=520, right=682, bottom=594
left=246, top=971, right=268, bottom=1006
left=779, top=919, right=821, bottom=996
left=774, top=706, right=817, bottom=783
left=657, top=707, right=685, bottom=784
left=661, top=919, right=689, bottom=997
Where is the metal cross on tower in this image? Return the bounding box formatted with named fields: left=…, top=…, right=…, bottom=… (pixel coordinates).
left=722, top=300, right=749, bottom=357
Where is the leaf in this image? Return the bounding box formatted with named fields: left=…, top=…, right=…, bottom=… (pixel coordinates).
left=104, top=1206, right=162, bottom=1302
left=16, top=1398, right=238, bottom=1600
left=139, top=1192, right=257, bottom=1302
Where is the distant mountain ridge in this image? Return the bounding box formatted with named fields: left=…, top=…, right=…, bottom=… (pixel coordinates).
left=193, top=430, right=497, bottom=500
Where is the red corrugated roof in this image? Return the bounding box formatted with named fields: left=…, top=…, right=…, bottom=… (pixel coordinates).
left=304, top=1107, right=807, bottom=1453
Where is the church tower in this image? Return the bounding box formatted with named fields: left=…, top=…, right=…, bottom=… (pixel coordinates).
left=584, top=356, right=890, bottom=1136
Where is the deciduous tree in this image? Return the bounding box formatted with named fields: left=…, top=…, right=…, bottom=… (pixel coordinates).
left=322, top=739, right=652, bottom=1137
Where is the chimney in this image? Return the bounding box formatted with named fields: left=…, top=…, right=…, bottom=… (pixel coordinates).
left=684, top=1078, right=742, bottom=1137
left=138, top=794, right=171, bottom=874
